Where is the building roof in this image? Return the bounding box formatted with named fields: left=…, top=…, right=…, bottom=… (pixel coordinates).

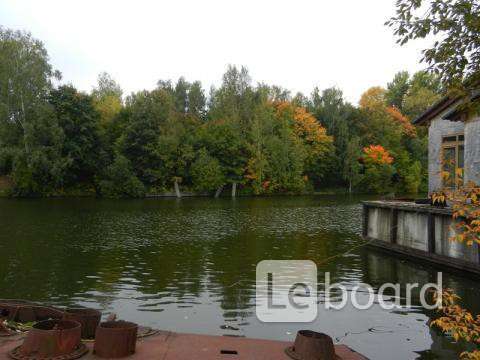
left=412, top=96, right=459, bottom=125
left=413, top=88, right=480, bottom=125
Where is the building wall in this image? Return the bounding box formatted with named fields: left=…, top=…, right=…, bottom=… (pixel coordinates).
left=428, top=117, right=465, bottom=192
left=464, top=117, right=480, bottom=185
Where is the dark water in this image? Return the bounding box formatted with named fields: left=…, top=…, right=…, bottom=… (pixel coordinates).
left=0, top=196, right=478, bottom=359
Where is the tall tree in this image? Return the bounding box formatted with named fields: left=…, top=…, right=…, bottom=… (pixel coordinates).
left=0, top=27, right=59, bottom=154
left=11, top=104, right=67, bottom=195
left=385, top=71, right=410, bottom=110
left=49, top=85, right=102, bottom=185
left=0, top=27, right=66, bottom=195
left=358, top=86, right=404, bottom=153
left=342, top=136, right=362, bottom=193
left=174, top=77, right=189, bottom=114
left=310, top=87, right=356, bottom=187
left=403, top=71, right=442, bottom=119
left=91, top=72, right=123, bottom=125
left=117, top=89, right=172, bottom=186
left=188, top=81, right=206, bottom=120
left=209, top=65, right=255, bottom=133
left=196, top=119, right=247, bottom=189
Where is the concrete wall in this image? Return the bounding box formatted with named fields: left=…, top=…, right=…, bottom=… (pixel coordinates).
left=434, top=215, right=480, bottom=262
left=365, top=204, right=480, bottom=268
left=367, top=207, right=391, bottom=242
left=464, top=117, right=480, bottom=185
left=396, top=211, right=428, bottom=251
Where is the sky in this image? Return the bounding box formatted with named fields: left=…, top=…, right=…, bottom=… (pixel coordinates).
left=0, top=0, right=432, bottom=104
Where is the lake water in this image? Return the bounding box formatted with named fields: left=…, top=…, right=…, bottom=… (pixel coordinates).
left=0, top=196, right=478, bottom=359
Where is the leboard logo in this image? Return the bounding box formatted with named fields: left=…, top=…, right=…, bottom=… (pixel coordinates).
left=256, top=260, right=443, bottom=323
left=256, top=260, right=317, bottom=323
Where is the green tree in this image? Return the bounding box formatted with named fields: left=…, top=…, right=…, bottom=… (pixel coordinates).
left=342, top=136, right=362, bottom=193
left=386, top=0, right=480, bottom=86
left=358, top=87, right=404, bottom=153
left=188, top=81, right=206, bottom=120
left=11, top=105, right=67, bottom=195
left=309, top=87, right=360, bottom=187
left=98, top=155, right=145, bottom=198
left=157, top=112, right=197, bottom=191
left=0, top=27, right=66, bottom=195
left=91, top=72, right=123, bottom=125
left=174, top=77, right=189, bottom=114
left=403, top=71, right=442, bottom=119
left=385, top=71, right=410, bottom=110
left=197, top=119, right=247, bottom=189
left=117, top=89, right=172, bottom=186
left=209, top=65, right=255, bottom=133
left=190, top=148, right=225, bottom=192
left=49, top=85, right=102, bottom=185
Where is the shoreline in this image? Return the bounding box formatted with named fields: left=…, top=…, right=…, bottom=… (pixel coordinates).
left=0, top=188, right=355, bottom=199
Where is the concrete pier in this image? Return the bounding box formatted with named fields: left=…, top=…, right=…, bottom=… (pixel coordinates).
left=363, top=200, right=480, bottom=275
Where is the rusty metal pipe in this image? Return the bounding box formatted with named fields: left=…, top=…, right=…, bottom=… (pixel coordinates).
left=63, top=308, right=101, bottom=339
left=19, top=319, right=82, bottom=358
left=285, top=330, right=337, bottom=360
left=94, top=320, right=138, bottom=358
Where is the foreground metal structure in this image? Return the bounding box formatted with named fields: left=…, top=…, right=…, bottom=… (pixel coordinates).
left=0, top=330, right=367, bottom=360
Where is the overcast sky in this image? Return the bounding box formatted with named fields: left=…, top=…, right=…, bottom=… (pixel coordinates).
left=0, top=0, right=432, bottom=104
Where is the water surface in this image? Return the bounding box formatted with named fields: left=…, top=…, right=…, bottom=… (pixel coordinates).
left=0, top=196, right=478, bottom=359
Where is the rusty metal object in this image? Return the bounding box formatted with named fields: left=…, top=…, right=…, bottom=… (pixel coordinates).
left=94, top=320, right=138, bottom=358
left=0, top=305, right=35, bottom=323
left=2, top=305, right=63, bottom=323
left=8, top=343, right=88, bottom=360
left=0, top=300, right=63, bottom=323
left=9, top=319, right=86, bottom=359
left=285, top=330, right=339, bottom=360
left=0, top=301, right=32, bottom=322
left=34, top=307, right=64, bottom=321
left=62, top=308, right=101, bottom=340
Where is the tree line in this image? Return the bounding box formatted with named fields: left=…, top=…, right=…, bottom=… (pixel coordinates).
left=0, top=27, right=443, bottom=197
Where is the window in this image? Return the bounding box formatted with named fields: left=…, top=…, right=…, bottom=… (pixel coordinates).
left=442, top=134, right=464, bottom=188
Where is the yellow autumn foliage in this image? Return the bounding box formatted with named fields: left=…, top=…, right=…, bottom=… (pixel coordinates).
left=275, top=101, right=333, bottom=162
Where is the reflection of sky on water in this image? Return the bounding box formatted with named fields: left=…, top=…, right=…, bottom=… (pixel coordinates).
left=0, top=196, right=478, bottom=359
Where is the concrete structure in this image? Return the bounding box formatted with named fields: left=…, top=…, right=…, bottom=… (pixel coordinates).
left=362, top=91, right=479, bottom=274
left=413, top=92, right=480, bottom=192
left=363, top=200, right=480, bottom=275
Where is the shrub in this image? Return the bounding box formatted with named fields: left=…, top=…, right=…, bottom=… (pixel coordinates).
left=98, top=155, right=145, bottom=198
left=190, top=148, right=225, bottom=192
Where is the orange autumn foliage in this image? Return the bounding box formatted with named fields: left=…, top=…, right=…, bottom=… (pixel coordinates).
left=431, top=182, right=480, bottom=359
left=292, top=107, right=330, bottom=146
left=274, top=100, right=291, bottom=114
left=432, top=289, right=480, bottom=359
left=359, top=87, right=386, bottom=111
left=274, top=101, right=333, bottom=161
left=363, top=145, right=394, bottom=165
left=386, top=106, right=417, bottom=138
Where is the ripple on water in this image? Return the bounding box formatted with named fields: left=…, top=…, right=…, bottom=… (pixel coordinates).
left=0, top=196, right=477, bottom=359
